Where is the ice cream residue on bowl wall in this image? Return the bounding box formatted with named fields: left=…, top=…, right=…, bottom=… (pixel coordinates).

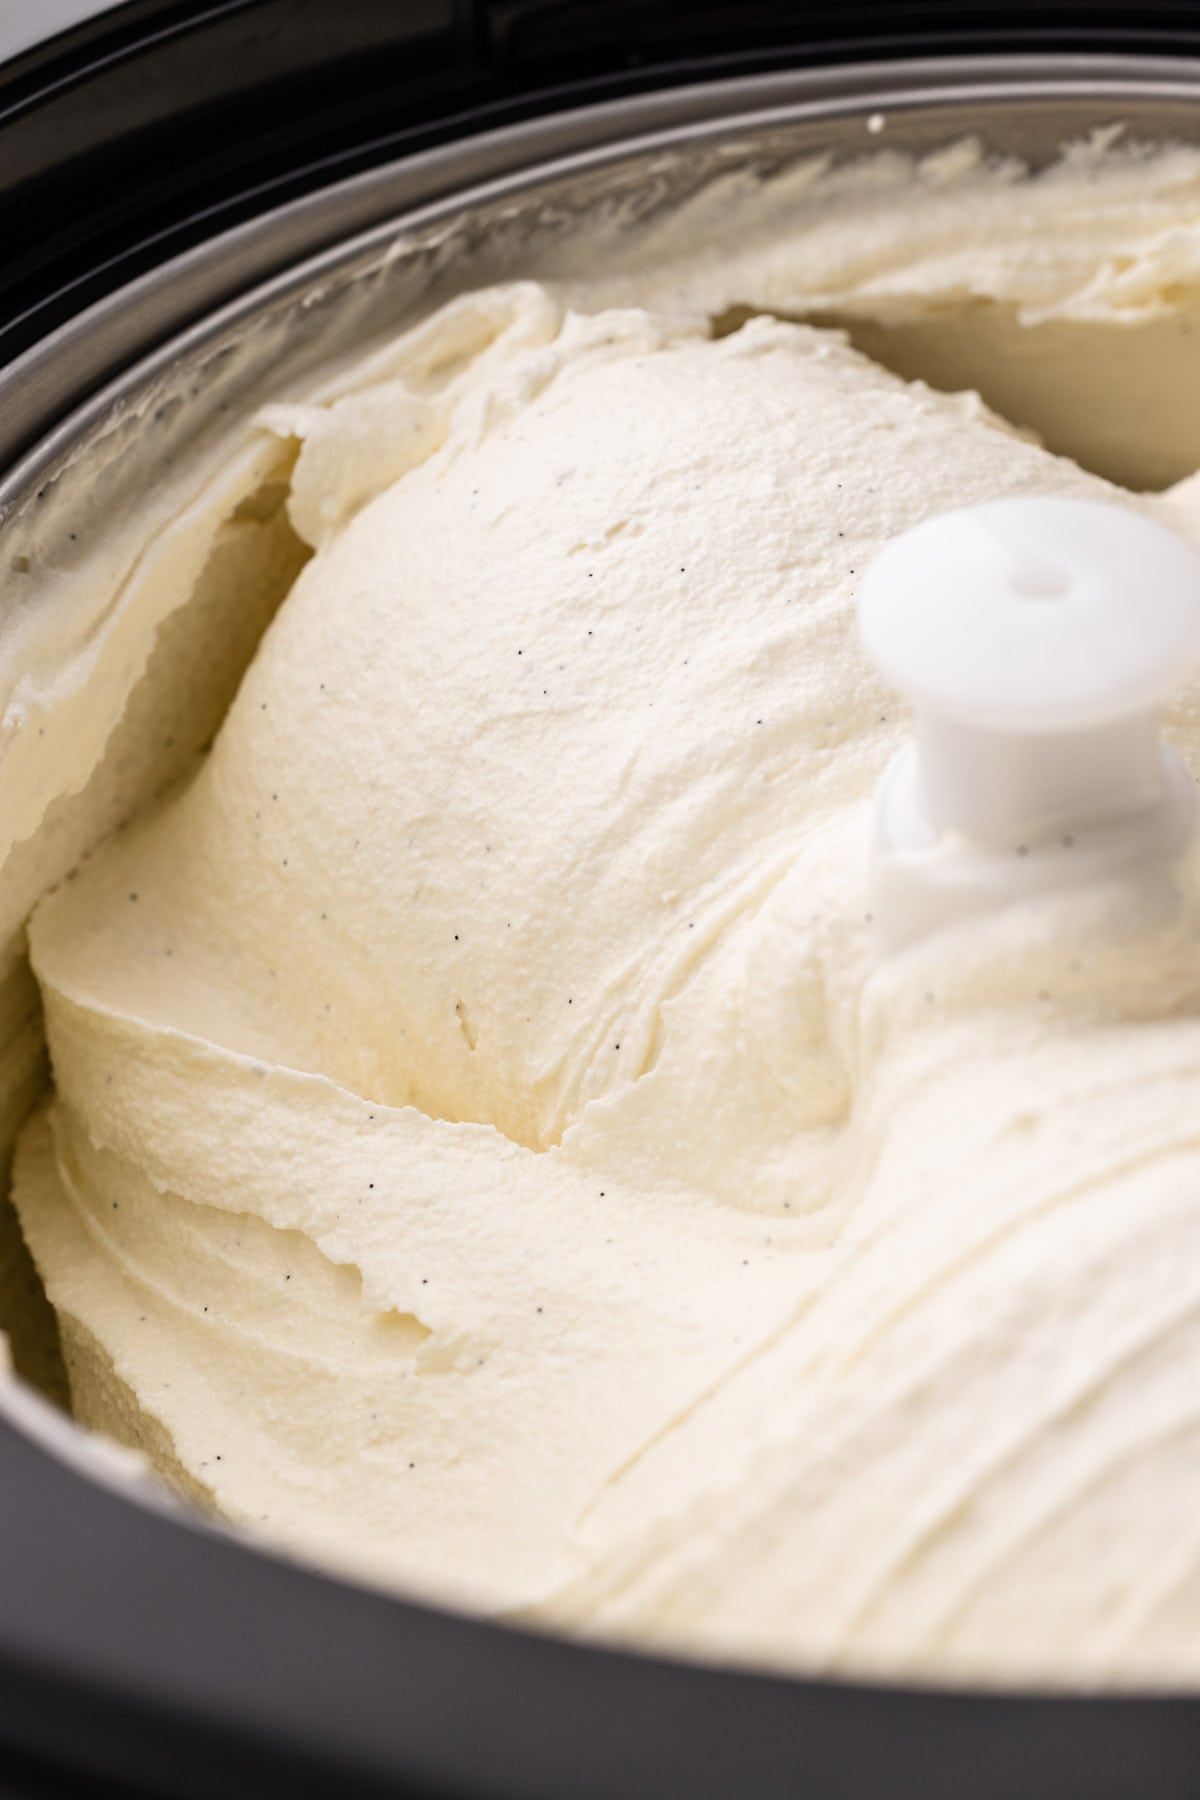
left=5, top=127, right=1200, bottom=1687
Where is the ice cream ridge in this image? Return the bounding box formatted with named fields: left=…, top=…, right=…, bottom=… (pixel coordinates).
left=13, top=156, right=1200, bottom=1686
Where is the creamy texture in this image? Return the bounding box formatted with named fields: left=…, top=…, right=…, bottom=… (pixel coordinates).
left=8, top=135, right=1200, bottom=1685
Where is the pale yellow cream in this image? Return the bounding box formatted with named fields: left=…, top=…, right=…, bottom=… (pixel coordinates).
left=8, top=136, right=1200, bottom=1686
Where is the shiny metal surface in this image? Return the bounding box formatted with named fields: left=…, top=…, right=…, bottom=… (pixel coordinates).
left=4, top=54, right=1200, bottom=493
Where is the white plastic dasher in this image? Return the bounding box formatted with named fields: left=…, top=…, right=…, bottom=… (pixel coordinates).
left=858, top=497, right=1200, bottom=951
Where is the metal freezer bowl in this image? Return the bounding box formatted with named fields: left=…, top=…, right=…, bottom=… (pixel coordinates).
left=4, top=44, right=1200, bottom=1800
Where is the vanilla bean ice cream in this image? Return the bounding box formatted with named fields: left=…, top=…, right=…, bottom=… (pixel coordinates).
left=7, top=132, right=1200, bottom=1686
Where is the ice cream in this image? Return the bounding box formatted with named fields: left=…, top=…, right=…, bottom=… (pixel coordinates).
left=7, top=132, right=1200, bottom=1686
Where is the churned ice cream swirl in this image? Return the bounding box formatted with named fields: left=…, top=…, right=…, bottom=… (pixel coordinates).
left=10, top=138, right=1200, bottom=1685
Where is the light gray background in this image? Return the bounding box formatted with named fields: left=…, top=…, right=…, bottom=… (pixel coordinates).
left=0, top=0, right=120, bottom=60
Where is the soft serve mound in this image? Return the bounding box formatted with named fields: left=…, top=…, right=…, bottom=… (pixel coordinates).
left=11, top=139, right=1200, bottom=1687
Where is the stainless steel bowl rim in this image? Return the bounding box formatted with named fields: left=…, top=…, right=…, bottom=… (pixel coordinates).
left=5, top=50, right=1200, bottom=492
